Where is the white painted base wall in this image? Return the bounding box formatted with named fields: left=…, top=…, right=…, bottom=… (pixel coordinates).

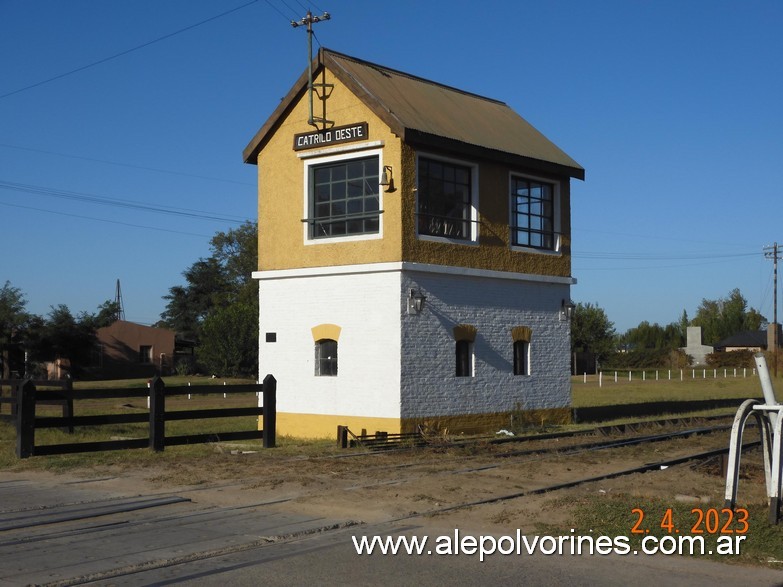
left=255, top=263, right=572, bottom=424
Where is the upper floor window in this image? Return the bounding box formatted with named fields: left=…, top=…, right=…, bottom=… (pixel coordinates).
left=511, top=176, right=557, bottom=250
left=417, top=157, right=476, bottom=241
left=309, top=155, right=380, bottom=239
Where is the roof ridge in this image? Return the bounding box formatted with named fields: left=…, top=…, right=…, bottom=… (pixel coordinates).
left=321, top=48, right=508, bottom=107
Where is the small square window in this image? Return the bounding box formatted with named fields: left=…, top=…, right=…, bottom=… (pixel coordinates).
left=139, top=345, right=152, bottom=364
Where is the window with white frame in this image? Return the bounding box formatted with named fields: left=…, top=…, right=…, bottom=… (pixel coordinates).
left=510, top=176, right=557, bottom=250
left=417, top=156, right=476, bottom=241
left=308, top=154, right=380, bottom=239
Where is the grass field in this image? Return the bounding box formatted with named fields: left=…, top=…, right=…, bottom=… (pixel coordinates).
left=571, top=372, right=765, bottom=407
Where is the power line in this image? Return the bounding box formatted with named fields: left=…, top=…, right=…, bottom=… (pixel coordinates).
left=0, top=180, right=249, bottom=224
left=0, top=143, right=254, bottom=187
left=0, top=200, right=213, bottom=238
left=1, top=0, right=262, bottom=100
left=263, top=0, right=297, bottom=22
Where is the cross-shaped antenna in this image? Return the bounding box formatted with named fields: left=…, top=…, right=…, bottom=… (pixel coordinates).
left=292, top=10, right=332, bottom=130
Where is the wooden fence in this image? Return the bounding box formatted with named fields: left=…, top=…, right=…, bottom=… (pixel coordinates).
left=7, top=375, right=276, bottom=458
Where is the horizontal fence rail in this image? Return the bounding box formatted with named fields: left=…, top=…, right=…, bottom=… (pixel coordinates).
left=10, top=375, right=276, bottom=458
left=575, top=368, right=759, bottom=386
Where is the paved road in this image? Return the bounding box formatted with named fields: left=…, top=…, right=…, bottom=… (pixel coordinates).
left=1, top=474, right=783, bottom=586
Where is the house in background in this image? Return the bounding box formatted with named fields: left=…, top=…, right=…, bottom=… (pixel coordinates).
left=244, top=49, right=584, bottom=438
left=94, top=320, right=176, bottom=379
left=713, top=330, right=768, bottom=353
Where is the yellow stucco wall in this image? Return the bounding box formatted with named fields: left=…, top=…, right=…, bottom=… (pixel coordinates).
left=254, top=65, right=572, bottom=278
left=400, top=146, right=572, bottom=277
left=255, top=67, right=404, bottom=271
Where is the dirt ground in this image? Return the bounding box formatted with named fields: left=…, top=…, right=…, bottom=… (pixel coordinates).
left=23, top=427, right=771, bottom=536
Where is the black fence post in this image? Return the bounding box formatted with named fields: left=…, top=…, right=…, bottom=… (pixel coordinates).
left=16, top=379, right=36, bottom=459
left=149, top=376, right=165, bottom=452
left=63, top=378, right=74, bottom=434
left=337, top=425, right=348, bottom=449
left=262, top=374, right=276, bottom=448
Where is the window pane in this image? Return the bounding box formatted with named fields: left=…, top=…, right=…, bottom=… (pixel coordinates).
left=456, top=340, right=472, bottom=377
left=309, top=156, right=379, bottom=239
left=511, top=177, right=555, bottom=250
left=315, top=339, right=338, bottom=376
left=513, top=341, right=529, bottom=376
left=418, top=158, right=472, bottom=240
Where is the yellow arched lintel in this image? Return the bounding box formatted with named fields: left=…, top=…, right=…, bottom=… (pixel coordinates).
left=511, top=326, right=532, bottom=342
left=311, top=323, right=342, bottom=342
left=452, top=324, right=477, bottom=342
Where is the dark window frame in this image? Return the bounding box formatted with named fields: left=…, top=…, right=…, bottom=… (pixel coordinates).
left=308, top=154, right=380, bottom=239
left=455, top=339, right=473, bottom=377
left=510, top=175, right=557, bottom=251
left=417, top=156, right=476, bottom=241
left=315, top=339, right=338, bottom=376
left=513, top=340, right=529, bottom=376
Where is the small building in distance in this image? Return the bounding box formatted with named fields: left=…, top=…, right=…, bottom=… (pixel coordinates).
left=713, top=330, right=768, bottom=353
left=95, top=320, right=176, bottom=379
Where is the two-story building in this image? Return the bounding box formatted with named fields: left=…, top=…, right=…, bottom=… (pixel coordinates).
left=243, top=49, right=584, bottom=438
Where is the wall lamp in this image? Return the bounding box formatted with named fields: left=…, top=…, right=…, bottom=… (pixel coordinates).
left=408, top=289, right=427, bottom=315
left=560, top=299, right=576, bottom=322
left=379, top=165, right=395, bottom=192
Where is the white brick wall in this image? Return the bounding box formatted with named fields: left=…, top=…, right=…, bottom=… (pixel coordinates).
left=400, top=270, right=571, bottom=418
left=256, top=263, right=571, bottom=422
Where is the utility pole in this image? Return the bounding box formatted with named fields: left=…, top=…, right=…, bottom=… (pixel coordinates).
left=764, top=243, right=781, bottom=377
left=291, top=10, right=332, bottom=130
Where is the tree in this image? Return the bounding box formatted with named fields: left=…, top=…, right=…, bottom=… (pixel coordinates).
left=161, top=221, right=259, bottom=375
left=26, top=305, right=97, bottom=376
left=161, top=221, right=258, bottom=341
left=571, top=302, right=616, bottom=363
left=691, top=288, right=766, bottom=345
left=196, top=302, right=258, bottom=377
left=620, top=320, right=684, bottom=351
left=0, top=281, right=31, bottom=378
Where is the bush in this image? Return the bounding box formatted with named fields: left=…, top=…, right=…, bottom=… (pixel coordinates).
left=705, top=349, right=757, bottom=369
left=602, top=348, right=689, bottom=370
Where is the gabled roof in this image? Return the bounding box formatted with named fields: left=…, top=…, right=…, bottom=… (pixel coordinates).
left=243, top=48, right=584, bottom=180
left=714, top=330, right=767, bottom=350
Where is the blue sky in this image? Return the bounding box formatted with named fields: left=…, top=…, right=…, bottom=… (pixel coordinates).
left=2, top=0, right=782, bottom=332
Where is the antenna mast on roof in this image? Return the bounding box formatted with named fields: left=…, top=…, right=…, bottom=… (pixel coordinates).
left=114, top=279, right=125, bottom=322
left=291, top=10, right=333, bottom=130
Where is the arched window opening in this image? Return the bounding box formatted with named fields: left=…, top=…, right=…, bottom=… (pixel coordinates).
left=315, top=339, right=338, bottom=376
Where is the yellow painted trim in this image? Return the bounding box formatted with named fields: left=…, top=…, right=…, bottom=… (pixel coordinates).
left=452, top=324, right=477, bottom=342
left=311, top=323, right=342, bottom=342
left=511, top=326, right=532, bottom=342
left=274, top=412, right=401, bottom=439
left=268, top=408, right=571, bottom=439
